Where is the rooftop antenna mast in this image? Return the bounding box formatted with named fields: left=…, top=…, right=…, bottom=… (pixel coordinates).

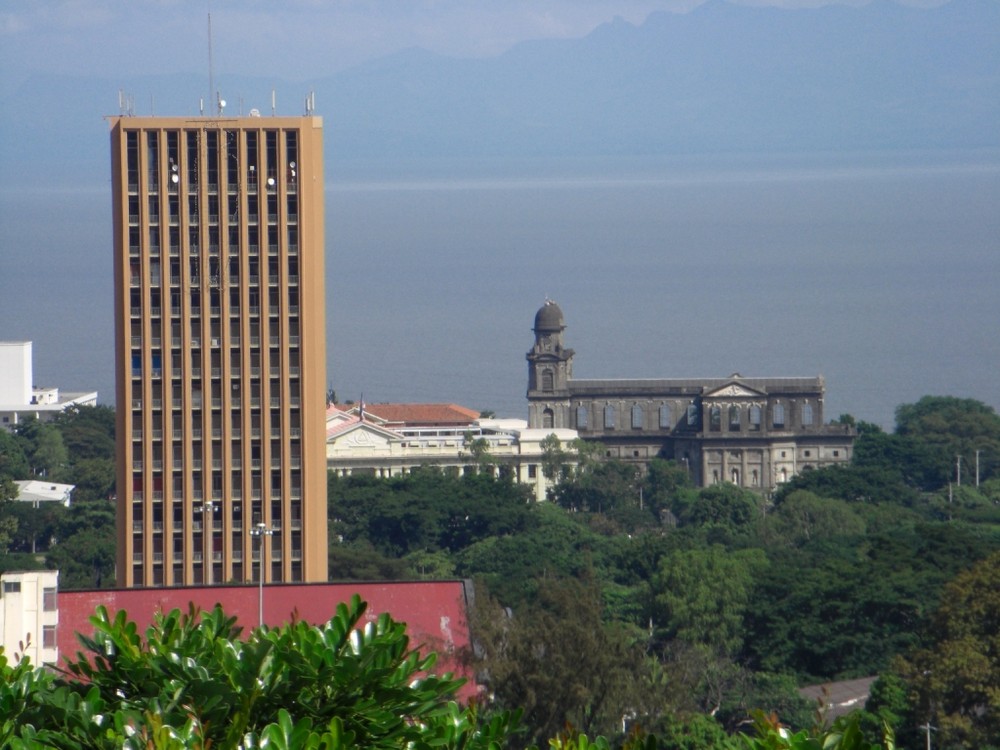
left=208, top=11, right=215, bottom=115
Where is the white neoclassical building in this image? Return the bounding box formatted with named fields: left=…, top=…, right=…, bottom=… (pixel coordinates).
left=326, top=404, right=577, bottom=502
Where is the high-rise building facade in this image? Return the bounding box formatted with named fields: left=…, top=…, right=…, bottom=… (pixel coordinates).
left=109, top=115, right=327, bottom=587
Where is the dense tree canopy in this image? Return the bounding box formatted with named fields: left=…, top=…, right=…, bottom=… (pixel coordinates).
left=895, top=550, right=1000, bottom=748
left=3, top=395, right=998, bottom=746
left=1, top=596, right=520, bottom=749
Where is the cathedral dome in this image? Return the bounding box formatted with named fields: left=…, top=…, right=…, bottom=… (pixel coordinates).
left=533, top=300, right=565, bottom=333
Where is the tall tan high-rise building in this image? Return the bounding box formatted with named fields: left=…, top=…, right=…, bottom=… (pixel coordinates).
left=109, top=115, right=328, bottom=587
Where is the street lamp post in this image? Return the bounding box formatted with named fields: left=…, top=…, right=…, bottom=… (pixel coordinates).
left=250, top=522, right=274, bottom=628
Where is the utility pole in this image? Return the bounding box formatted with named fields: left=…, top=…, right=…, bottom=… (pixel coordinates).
left=956, top=455, right=962, bottom=487
left=919, top=721, right=935, bottom=750
left=975, top=449, right=981, bottom=487
left=250, top=522, right=274, bottom=628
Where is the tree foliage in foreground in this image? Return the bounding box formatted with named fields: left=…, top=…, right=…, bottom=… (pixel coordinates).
left=1, top=596, right=519, bottom=750
left=893, top=550, right=1000, bottom=749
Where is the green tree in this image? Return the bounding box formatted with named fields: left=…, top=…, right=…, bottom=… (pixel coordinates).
left=650, top=545, right=767, bottom=654
left=3, top=596, right=520, bottom=749
left=329, top=469, right=532, bottom=559
left=45, top=525, right=116, bottom=589
left=671, top=484, right=763, bottom=544
left=765, top=491, right=865, bottom=547
left=0, top=429, right=29, bottom=479
left=51, top=404, right=116, bottom=463
left=328, top=539, right=410, bottom=581
left=898, top=550, right=1000, bottom=748
left=541, top=432, right=571, bottom=481
left=0, top=476, right=18, bottom=554
left=740, top=710, right=894, bottom=749
left=462, top=430, right=494, bottom=473
left=25, top=422, right=68, bottom=478
left=6, top=499, right=66, bottom=554
left=894, top=396, right=1000, bottom=490
left=467, top=575, right=654, bottom=747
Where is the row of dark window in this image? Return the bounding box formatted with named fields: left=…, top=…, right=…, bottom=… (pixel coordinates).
left=567, top=401, right=815, bottom=431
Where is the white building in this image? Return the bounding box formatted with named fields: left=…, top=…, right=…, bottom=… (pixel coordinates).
left=0, top=570, right=59, bottom=667
left=326, top=404, right=578, bottom=502
left=0, top=342, right=97, bottom=429
left=14, top=480, right=75, bottom=508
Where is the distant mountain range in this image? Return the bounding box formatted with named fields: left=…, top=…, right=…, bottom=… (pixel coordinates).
left=3, top=0, right=997, bottom=181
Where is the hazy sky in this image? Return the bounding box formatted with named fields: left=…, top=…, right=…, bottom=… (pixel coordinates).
left=1, top=0, right=946, bottom=90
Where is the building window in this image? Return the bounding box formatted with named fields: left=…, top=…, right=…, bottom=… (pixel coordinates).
left=687, top=403, right=698, bottom=426
left=804, top=450, right=812, bottom=458
left=604, top=405, right=616, bottom=429
left=631, top=404, right=643, bottom=429
left=3, top=581, right=21, bottom=594
left=749, top=405, right=762, bottom=432
left=576, top=405, right=589, bottom=429
left=659, top=404, right=671, bottom=430
left=43, top=587, right=56, bottom=612
left=833, top=450, right=840, bottom=457
left=528, top=464, right=537, bottom=479
left=541, top=369, right=554, bottom=392
left=802, top=403, right=814, bottom=426
left=43, top=625, right=57, bottom=650
left=542, top=409, right=554, bottom=429
left=729, top=405, right=741, bottom=431
left=709, top=406, right=721, bottom=432
left=773, top=403, right=785, bottom=428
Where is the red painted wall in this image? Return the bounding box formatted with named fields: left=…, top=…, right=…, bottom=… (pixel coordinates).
left=58, top=580, right=476, bottom=699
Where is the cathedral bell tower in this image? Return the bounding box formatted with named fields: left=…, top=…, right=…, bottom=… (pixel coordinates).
left=526, top=300, right=574, bottom=429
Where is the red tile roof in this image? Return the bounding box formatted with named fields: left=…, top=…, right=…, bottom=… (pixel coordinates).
left=336, top=403, right=480, bottom=427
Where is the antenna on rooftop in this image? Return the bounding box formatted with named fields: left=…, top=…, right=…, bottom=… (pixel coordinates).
left=271, top=89, right=276, bottom=116
left=208, top=12, right=215, bottom=116
left=304, top=90, right=316, bottom=115
left=117, top=89, right=135, bottom=117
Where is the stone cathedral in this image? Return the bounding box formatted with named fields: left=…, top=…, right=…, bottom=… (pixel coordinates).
left=526, top=300, right=855, bottom=490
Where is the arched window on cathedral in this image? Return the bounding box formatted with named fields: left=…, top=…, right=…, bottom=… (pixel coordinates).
left=659, top=404, right=672, bottom=430
left=576, top=405, right=589, bottom=429
left=773, top=403, right=785, bottom=429
left=802, top=402, right=814, bottom=426
left=709, top=405, right=721, bottom=432
left=542, top=369, right=554, bottom=392
left=749, top=405, right=762, bottom=432
left=631, top=404, right=644, bottom=429
left=543, top=408, right=554, bottom=429
left=604, top=404, right=616, bottom=430
left=729, top=405, right=741, bottom=431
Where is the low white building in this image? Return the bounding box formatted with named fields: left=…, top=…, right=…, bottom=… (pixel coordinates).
left=15, top=480, right=74, bottom=507
left=0, top=342, right=98, bottom=429
left=0, top=570, right=59, bottom=667
left=326, top=404, right=578, bottom=502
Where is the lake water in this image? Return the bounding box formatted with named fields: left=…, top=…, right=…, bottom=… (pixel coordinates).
left=2, top=150, right=998, bottom=430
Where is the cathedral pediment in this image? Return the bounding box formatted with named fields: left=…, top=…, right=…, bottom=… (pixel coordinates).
left=703, top=382, right=766, bottom=399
